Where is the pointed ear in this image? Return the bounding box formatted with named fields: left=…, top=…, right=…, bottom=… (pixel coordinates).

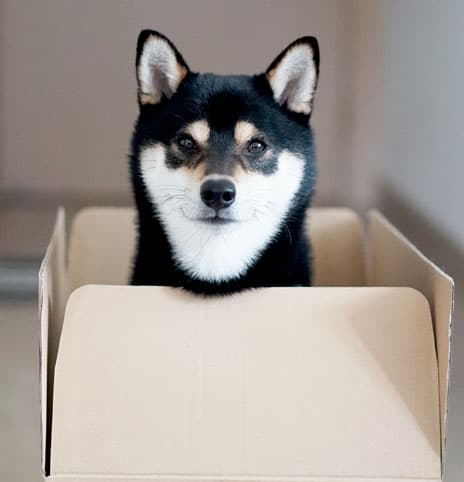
left=136, top=30, right=190, bottom=106
left=265, top=37, right=319, bottom=117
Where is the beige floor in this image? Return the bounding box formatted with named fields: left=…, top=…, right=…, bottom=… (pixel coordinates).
left=0, top=300, right=41, bottom=482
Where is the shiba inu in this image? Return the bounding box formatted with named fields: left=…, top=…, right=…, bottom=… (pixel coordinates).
left=130, top=30, right=319, bottom=295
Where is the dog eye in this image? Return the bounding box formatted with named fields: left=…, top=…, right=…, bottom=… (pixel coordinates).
left=247, top=139, right=267, bottom=154
left=177, top=135, right=198, bottom=152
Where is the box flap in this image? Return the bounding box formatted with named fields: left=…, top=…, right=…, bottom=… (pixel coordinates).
left=67, top=207, right=136, bottom=293
left=67, top=207, right=365, bottom=292
left=38, top=208, right=67, bottom=475
left=308, top=208, right=365, bottom=286
left=45, top=475, right=440, bottom=482
left=51, top=285, right=440, bottom=480
left=368, top=210, right=454, bottom=474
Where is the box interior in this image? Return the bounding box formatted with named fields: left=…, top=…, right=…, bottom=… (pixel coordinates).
left=66, top=207, right=366, bottom=292
left=38, top=207, right=454, bottom=481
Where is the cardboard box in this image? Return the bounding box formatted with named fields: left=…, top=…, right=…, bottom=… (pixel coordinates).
left=38, top=207, right=454, bottom=482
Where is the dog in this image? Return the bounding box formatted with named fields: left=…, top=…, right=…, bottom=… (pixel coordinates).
left=130, top=30, right=319, bottom=295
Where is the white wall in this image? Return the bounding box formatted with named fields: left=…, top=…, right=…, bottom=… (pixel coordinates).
left=347, top=0, right=464, bottom=251
left=381, top=1, right=464, bottom=250
left=0, top=0, right=348, bottom=205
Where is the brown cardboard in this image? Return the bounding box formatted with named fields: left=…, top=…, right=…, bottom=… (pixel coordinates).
left=37, top=207, right=454, bottom=482
left=38, top=207, right=67, bottom=475
left=368, top=211, right=455, bottom=475
left=52, top=285, right=439, bottom=480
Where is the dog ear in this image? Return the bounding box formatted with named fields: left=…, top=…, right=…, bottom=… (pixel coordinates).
left=136, top=30, right=190, bottom=107
left=265, top=37, right=319, bottom=117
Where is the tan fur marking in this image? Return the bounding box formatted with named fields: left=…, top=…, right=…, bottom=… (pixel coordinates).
left=266, top=67, right=276, bottom=82
left=232, top=163, right=248, bottom=180
left=234, top=121, right=258, bottom=145
left=139, top=92, right=158, bottom=105
left=179, top=161, right=207, bottom=180
left=177, top=64, right=188, bottom=83
left=185, top=120, right=210, bottom=145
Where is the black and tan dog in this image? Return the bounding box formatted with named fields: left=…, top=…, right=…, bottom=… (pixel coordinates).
left=130, top=30, right=320, bottom=295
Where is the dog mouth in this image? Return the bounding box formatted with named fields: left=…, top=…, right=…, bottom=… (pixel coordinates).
left=180, top=207, right=239, bottom=225
left=198, top=216, right=238, bottom=225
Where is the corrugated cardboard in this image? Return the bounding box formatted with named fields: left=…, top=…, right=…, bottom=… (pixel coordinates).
left=38, top=207, right=454, bottom=482
left=368, top=212, right=455, bottom=470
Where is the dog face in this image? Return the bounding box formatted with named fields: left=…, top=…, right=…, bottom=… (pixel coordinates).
left=131, top=31, right=319, bottom=283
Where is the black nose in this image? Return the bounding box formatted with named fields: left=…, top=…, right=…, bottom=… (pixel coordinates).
left=200, top=179, right=236, bottom=211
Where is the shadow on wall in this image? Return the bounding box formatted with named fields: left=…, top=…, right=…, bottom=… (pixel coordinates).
left=376, top=181, right=464, bottom=282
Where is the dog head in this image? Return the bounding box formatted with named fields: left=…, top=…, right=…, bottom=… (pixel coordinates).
left=131, top=30, right=319, bottom=283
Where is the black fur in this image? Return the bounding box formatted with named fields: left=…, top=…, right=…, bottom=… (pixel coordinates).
left=130, top=31, right=319, bottom=295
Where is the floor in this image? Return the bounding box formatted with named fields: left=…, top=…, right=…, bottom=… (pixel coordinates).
left=0, top=299, right=41, bottom=482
